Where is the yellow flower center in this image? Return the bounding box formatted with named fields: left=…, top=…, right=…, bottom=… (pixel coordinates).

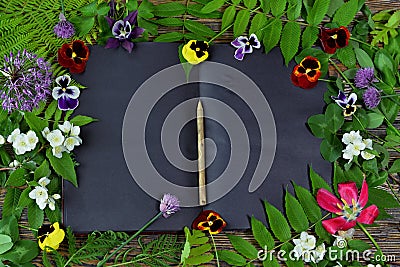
left=246, top=41, right=250, bottom=45
left=195, top=47, right=200, bottom=52
left=72, top=52, right=77, bottom=58
left=332, top=34, right=338, bottom=40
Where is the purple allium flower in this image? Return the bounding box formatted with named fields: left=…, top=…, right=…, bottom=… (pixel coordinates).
left=54, top=13, right=75, bottom=39
left=354, top=67, right=378, bottom=88
left=363, top=86, right=381, bottom=109
left=159, top=193, right=180, bottom=218
left=231, top=33, right=261, bottom=61
left=0, top=50, right=52, bottom=113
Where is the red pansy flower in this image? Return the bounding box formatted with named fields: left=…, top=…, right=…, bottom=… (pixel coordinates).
left=58, top=40, right=90, bottom=74
left=290, top=56, right=321, bottom=89
left=192, top=210, right=226, bottom=235
left=316, top=179, right=379, bottom=234
left=319, top=26, right=350, bottom=54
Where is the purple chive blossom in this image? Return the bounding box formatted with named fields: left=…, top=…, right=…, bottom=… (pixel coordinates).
left=54, top=13, right=75, bottom=39
left=159, top=193, right=180, bottom=218
left=354, top=67, right=378, bottom=88
left=52, top=75, right=80, bottom=111
left=0, top=50, right=51, bottom=113
left=363, top=86, right=381, bottom=109
left=231, top=33, right=261, bottom=61
left=105, top=11, right=144, bottom=53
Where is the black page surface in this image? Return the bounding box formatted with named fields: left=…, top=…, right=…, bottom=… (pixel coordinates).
left=63, top=43, right=331, bottom=232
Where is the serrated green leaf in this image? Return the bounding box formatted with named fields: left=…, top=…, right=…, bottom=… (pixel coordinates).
left=80, top=0, right=97, bottom=16
left=228, top=235, right=258, bottom=259
left=389, top=159, right=400, bottom=173
left=293, top=183, right=322, bottom=223
left=263, top=255, right=280, bottom=267
left=69, top=115, right=97, bottom=126
left=155, top=18, right=184, bottom=27
left=138, top=17, right=158, bottom=35
left=285, top=191, right=309, bottom=232
left=315, top=221, right=330, bottom=242
left=354, top=48, right=374, bottom=68
left=17, top=188, right=32, bottom=211
left=287, top=0, right=302, bottom=21
left=46, top=207, right=61, bottom=224
left=154, top=32, right=184, bottom=42
left=309, top=166, right=332, bottom=193
left=336, top=45, right=356, bottom=68
left=71, top=16, right=95, bottom=37
left=264, top=202, right=291, bottom=242
left=222, top=6, right=237, bottom=29
left=45, top=101, right=57, bottom=120
left=307, top=0, right=330, bottom=25
left=153, top=2, right=186, bottom=17
left=327, top=0, right=344, bottom=17
left=244, top=0, right=257, bottom=9
left=219, top=250, right=246, bottom=266
left=24, top=112, right=48, bottom=139
left=270, top=0, right=287, bottom=16
left=3, top=188, right=22, bottom=218
left=27, top=203, right=44, bottom=229
left=263, top=18, right=282, bottom=54
left=189, top=243, right=212, bottom=257
left=280, top=21, right=301, bottom=65
left=368, top=188, right=399, bottom=208
left=46, top=149, right=77, bottom=187
left=249, top=13, right=267, bottom=35
left=185, top=253, right=214, bottom=265
left=201, top=0, right=225, bottom=13
left=234, top=9, right=250, bottom=37
left=184, top=20, right=216, bottom=37
left=5, top=168, right=26, bottom=187
left=251, top=216, right=274, bottom=249
left=259, top=0, right=270, bottom=13
left=332, top=0, right=358, bottom=26
left=34, top=160, right=50, bottom=181
left=348, top=239, right=371, bottom=252
left=187, top=4, right=222, bottom=19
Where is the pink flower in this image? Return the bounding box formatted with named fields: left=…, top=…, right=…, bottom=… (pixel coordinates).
left=316, top=180, right=379, bottom=234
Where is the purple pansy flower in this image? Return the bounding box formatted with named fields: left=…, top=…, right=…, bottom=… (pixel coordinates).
left=231, top=33, right=261, bottom=61
left=105, top=11, right=144, bottom=53
left=331, top=91, right=358, bottom=116
left=52, top=75, right=80, bottom=111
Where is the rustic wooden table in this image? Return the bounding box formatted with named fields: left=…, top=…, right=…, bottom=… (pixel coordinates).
left=1, top=0, right=399, bottom=266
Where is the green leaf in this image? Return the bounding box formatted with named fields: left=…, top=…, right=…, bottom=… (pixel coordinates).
left=366, top=112, right=384, bottom=128
left=262, top=18, right=282, bottom=54
left=5, top=168, right=26, bottom=187
left=45, top=206, right=61, bottom=224
left=155, top=18, right=184, bottom=27
left=348, top=240, right=371, bottom=252
left=369, top=188, right=399, bottom=208
left=251, top=216, right=274, bottom=249
left=201, top=0, right=225, bottom=13
left=222, top=6, right=236, bottom=29
left=24, top=112, right=48, bottom=138
left=327, top=0, right=344, bottom=17
left=0, top=216, right=19, bottom=243
left=3, top=188, right=22, bottom=218
left=302, top=25, right=319, bottom=49
left=72, top=16, right=95, bottom=37
left=380, top=98, right=399, bottom=123
left=287, top=0, right=302, bottom=21
left=307, top=114, right=326, bottom=138
left=27, top=203, right=44, bottom=230
left=153, top=2, right=186, bottom=17
left=259, top=0, right=270, bottom=13
left=389, top=159, right=400, bottom=173
left=187, top=4, right=222, bottom=19
left=250, top=13, right=268, bottom=36
left=97, top=5, right=110, bottom=16
left=293, top=182, right=322, bottom=223
left=309, top=166, right=332, bottom=193
left=264, top=202, right=291, bottom=242
left=154, top=32, right=184, bottom=42
left=189, top=243, right=212, bottom=256
left=285, top=191, right=309, bottom=232
left=307, top=0, right=330, bottom=25
left=219, top=250, right=246, bottom=266
left=185, top=254, right=214, bottom=265
left=80, top=0, right=97, bottom=16
left=138, top=17, right=158, bottom=35
left=336, top=45, right=356, bottom=68
left=228, top=235, right=258, bottom=259
left=354, top=48, right=374, bottom=68
left=320, top=137, right=342, bottom=162
left=69, top=115, right=97, bottom=126
left=0, top=234, right=13, bottom=254
left=263, top=255, right=280, bottom=267
left=270, top=0, right=287, bottom=17
left=46, top=149, right=77, bottom=187
left=325, top=103, right=344, bottom=133
left=244, top=0, right=257, bottom=9
left=34, top=160, right=50, bottom=181
left=0, top=240, right=39, bottom=264
left=315, top=221, right=331, bottom=242
left=280, top=21, right=301, bottom=65
left=184, top=20, right=216, bottom=37
left=234, top=9, right=250, bottom=37
left=332, top=0, right=359, bottom=26
left=44, top=101, right=57, bottom=120
left=17, top=188, right=32, bottom=211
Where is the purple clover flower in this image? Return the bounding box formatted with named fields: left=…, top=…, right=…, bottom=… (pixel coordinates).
left=354, top=67, right=378, bottom=88
left=159, top=193, right=180, bottom=218
left=54, top=13, right=75, bottom=39
left=0, top=50, right=52, bottom=113
left=363, top=86, right=381, bottom=109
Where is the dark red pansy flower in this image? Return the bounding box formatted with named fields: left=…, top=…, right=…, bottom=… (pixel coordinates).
left=319, top=26, right=350, bottom=54
left=290, top=56, right=321, bottom=89
left=58, top=40, right=90, bottom=74
left=192, top=210, right=227, bottom=235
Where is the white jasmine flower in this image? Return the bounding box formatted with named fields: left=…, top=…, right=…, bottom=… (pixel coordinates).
left=363, top=138, right=373, bottom=150
left=342, top=130, right=362, bottom=145
left=64, top=136, right=81, bottom=151
left=351, top=140, right=366, bottom=155
left=47, top=194, right=61, bottom=211
left=12, top=134, right=29, bottom=155
left=26, top=130, right=38, bottom=150
left=41, top=127, right=50, bottom=138
left=8, top=160, right=20, bottom=168
left=29, top=186, right=48, bottom=210
left=292, top=244, right=306, bottom=260
left=311, top=243, right=326, bottom=263
left=52, top=194, right=61, bottom=200
left=368, top=265, right=382, bottom=267
left=338, top=228, right=355, bottom=239
left=7, top=128, right=20, bottom=143
left=361, top=151, right=376, bottom=160
left=38, top=177, right=50, bottom=187
left=47, top=129, right=65, bottom=148
left=52, top=145, right=66, bottom=158
left=0, top=135, right=4, bottom=145
left=58, top=121, right=72, bottom=134
left=293, top=232, right=316, bottom=251
left=70, top=124, right=80, bottom=137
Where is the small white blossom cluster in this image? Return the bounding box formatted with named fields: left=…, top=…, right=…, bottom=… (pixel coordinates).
left=367, top=264, right=382, bottom=267
left=342, top=130, right=375, bottom=163
left=0, top=134, right=5, bottom=145
left=42, top=121, right=82, bottom=158
left=29, top=177, right=60, bottom=210
left=7, top=129, right=39, bottom=155
left=292, top=232, right=326, bottom=263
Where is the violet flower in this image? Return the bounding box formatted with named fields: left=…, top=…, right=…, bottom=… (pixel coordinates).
left=54, top=13, right=75, bottom=39
left=52, top=75, right=80, bottom=111
left=105, top=11, right=144, bottom=53
left=354, top=68, right=378, bottom=88
left=331, top=91, right=357, bottom=116
left=0, top=50, right=51, bottom=113
left=231, top=33, right=261, bottom=61
left=159, top=193, right=180, bottom=218
left=363, top=86, right=381, bottom=109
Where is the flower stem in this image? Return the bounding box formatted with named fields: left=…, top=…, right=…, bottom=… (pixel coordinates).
left=208, top=24, right=233, bottom=44
left=19, top=224, right=38, bottom=232
left=96, top=212, right=163, bottom=267
left=386, top=181, right=400, bottom=206
left=59, top=0, right=65, bottom=14
left=329, top=59, right=358, bottom=91
left=357, top=222, right=384, bottom=264
left=349, top=37, right=378, bottom=50
left=210, top=234, right=220, bottom=267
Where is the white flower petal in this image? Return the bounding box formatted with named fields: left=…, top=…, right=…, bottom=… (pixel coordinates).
left=7, top=128, right=20, bottom=143
left=52, top=87, right=64, bottom=100
left=47, top=130, right=65, bottom=147
left=0, top=135, right=5, bottom=145
left=361, top=151, right=375, bottom=160
left=38, top=177, right=50, bottom=187
left=58, top=121, right=72, bottom=134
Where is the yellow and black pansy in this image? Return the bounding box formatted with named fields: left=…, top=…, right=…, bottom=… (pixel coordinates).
left=192, top=210, right=226, bottom=235
left=37, top=222, right=65, bottom=251
left=182, top=40, right=209, bottom=65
